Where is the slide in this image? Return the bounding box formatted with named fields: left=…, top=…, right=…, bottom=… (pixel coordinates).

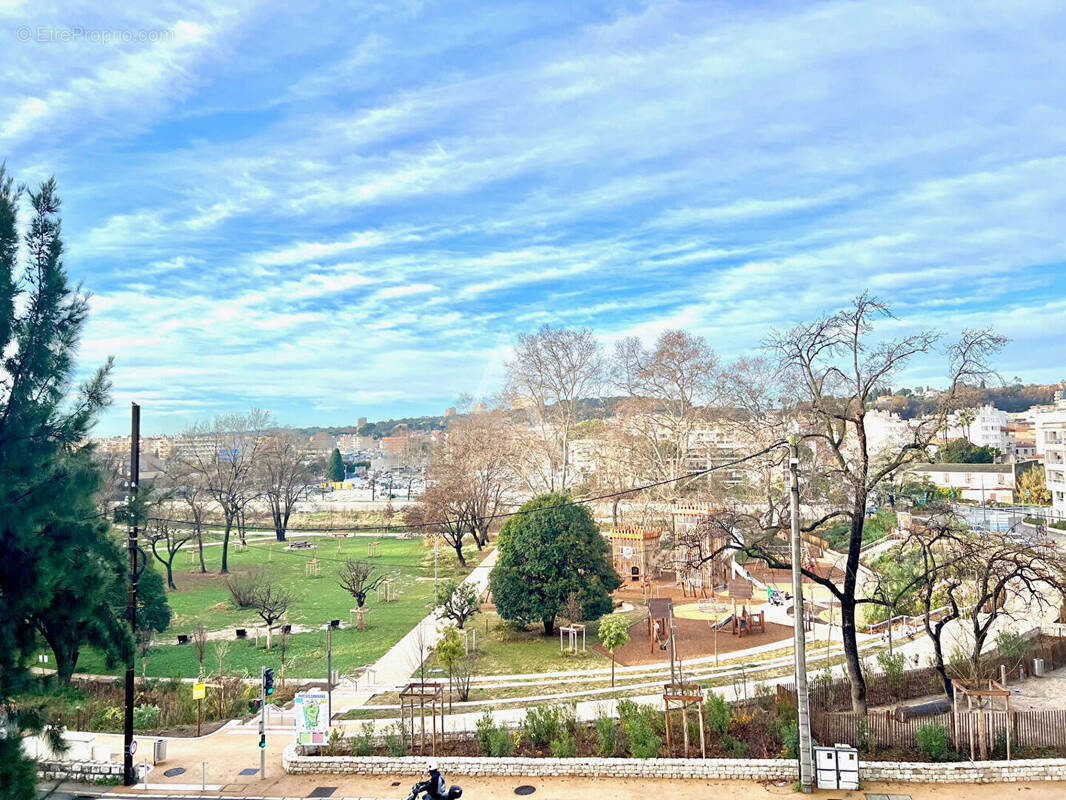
left=730, top=556, right=767, bottom=590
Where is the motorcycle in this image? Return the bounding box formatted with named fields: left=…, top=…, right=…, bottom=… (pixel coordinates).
left=405, top=782, right=463, bottom=800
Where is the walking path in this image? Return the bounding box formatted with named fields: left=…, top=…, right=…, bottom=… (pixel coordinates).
left=330, top=548, right=499, bottom=714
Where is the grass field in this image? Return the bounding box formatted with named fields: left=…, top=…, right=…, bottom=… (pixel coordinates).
left=51, top=534, right=487, bottom=680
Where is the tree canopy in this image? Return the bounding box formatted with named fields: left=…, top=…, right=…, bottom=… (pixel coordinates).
left=489, top=493, right=621, bottom=635
left=935, top=439, right=997, bottom=464
left=327, top=447, right=345, bottom=481
left=0, top=170, right=118, bottom=797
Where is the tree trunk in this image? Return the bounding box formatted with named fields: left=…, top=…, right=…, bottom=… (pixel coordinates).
left=542, top=617, right=554, bottom=636
left=611, top=655, right=616, bottom=687
left=266, top=625, right=272, bottom=652
left=221, top=514, right=233, bottom=574
left=840, top=596, right=868, bottom=713
left=932, top=635, right=954, bottom=700
left=164, top=558, right=176, bottom=590
left=454, top=541, right=467, bottom=568
left=357, top=607, right=366, bottom=631
left=42, top=628, right=78, bottom=683
left=195, top=525, right=206, bottom=573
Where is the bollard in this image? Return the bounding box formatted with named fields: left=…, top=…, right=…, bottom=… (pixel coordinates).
left=1001, top=664, right=1007, bottom=687
left=202, top=761, right=206, bottom=791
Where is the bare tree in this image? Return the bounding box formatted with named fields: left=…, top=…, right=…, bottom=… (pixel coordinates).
left=258, top=430, right=317, bottom=542
left=337, top=559, right=384, bottom=630
left=166, top=461, right=209, bottom=572
left=404, top=469, right=470, bottom=567
left=756, top=294, right=1006, bottom=711
left=174, top=409, right=271, bottom=573
left=612, top=329, right=721, bottom=490
left=147, top=518, right=193, bottom=590
left=506, top=325, right=603, bottom=491
left=251, top=576, right=294, bottom=651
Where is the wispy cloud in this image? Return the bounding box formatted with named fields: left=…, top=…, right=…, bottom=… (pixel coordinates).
left=5, top=0, right=1064, bottom=433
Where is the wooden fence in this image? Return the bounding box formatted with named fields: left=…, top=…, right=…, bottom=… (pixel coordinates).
left=810, top=708, right=1066, bottom=755
left=778, top=634, right=1066, bottom=712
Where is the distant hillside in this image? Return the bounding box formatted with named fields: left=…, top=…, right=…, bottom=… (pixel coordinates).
left=875, top=381, right=1064, bottom=418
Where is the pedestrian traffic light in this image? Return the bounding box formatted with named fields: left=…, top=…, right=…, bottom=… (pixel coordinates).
left=264, top=668, right=275, bottom=696
left=259, top=733, right=266, bottom=749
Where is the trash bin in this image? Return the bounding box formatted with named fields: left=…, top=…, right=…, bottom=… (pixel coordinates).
left=153, top=738, right=166, bottom=765
left=1034, top=658, right=1045, bottom=677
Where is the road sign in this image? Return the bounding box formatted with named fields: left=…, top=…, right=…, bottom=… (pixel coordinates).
left=129, top=740, right=137, bottom=755
left=192, top=682, right=206, bottom=700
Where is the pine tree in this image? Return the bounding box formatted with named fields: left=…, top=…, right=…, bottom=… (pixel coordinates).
left=0, top=169, right=116, bottom=798
left=327, top=447, right=345, bottom=481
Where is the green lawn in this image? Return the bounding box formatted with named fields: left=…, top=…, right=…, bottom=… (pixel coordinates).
left=50, top=535, right=487, bottom=680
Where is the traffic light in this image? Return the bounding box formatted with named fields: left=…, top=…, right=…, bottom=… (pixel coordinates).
left=263, top=668, right=275, bottom=696
left=259, top=733, right=266, bottom=749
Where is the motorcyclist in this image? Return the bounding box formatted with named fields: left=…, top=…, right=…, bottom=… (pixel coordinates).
left=412, top=760, right=447, bottom=800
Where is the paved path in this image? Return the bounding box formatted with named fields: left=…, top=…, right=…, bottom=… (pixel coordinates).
left=331, top=548, right=499, bottom=714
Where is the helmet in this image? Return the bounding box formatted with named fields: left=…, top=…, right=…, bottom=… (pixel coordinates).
left=426, top=760, right=439, bottom=772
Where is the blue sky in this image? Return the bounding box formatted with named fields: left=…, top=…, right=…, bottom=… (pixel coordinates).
left=2, top=0, right=1065, bottom=436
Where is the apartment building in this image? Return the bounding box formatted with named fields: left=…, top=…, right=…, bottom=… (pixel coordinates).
left=1036, top=394, right=1066, bottom=520
left=908, top=461, right=1038, bottom=504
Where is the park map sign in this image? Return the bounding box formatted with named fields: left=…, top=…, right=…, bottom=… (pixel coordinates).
left=294, top=690, right=329, bottom=745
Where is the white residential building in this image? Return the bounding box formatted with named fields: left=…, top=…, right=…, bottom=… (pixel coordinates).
left=1035, top=394, right=1066, bottom=520
left=947, top=405, right=1011, bottom=452
left=908, top=462, right=1031, bottom=505
left=864, top=410, right=915, bottom=454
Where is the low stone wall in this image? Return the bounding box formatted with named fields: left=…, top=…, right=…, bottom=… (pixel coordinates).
left=37, top=758, right=124, bottom=783
left=283, top=745, right=1066, bottom=783
left=862, top=759, right=1066, bottom=783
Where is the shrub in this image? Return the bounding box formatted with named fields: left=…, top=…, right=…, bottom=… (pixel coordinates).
left=522, top=704, right=574, bottom=748
left=352, top=722, right=376, bottom=756
left=722, top=735, right=748, bottom=758
left=617, top=701, right=661, bottom=758
left=225, top=567, right=265, bottom=608
left=915, top=723, right=951, bottom=762
left=779, top=721, right=799, bottom=759
left=594, top=716, right=617, bottom=756
left=384, top=721, right=409, bottom=756
left=132, top=704, right=160, bottom=731
left=475, top=712, right=514, bottom=757
left=876, top=650, right=907, bottom=700
left=549, top=730, right=577, bottom=758
left=705, top=692, right=731, bottom=736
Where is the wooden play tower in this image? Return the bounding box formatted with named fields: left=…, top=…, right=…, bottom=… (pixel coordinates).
left=671, top=501, right=731, bottom=597
left=611, top=525, right=662, bottom=583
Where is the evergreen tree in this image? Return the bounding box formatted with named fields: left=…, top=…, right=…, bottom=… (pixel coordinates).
left=0, top=170, right=115, bottom=798
left=489, top=493, right=621, bottom=635
left=327, top=447, right=345, bottom=481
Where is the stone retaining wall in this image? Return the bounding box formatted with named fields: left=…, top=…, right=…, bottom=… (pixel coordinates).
left=37, top=758, right=124, bottom=783
left=283, top=745, right=1066, bottom=783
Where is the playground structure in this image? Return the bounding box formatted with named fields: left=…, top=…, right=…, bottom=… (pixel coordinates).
left=610, top=525, right=662, bottom=583
left=304, top=551, right=321, bottom=577
left=727, top=578, right=765, bottom=637
left=368, top=540, right=381, bottom=557
left=671, top=501, right=732, bottom=597
left=399, top=681, right=444, bottom=755
left=648, top=597, right=675, bottom=655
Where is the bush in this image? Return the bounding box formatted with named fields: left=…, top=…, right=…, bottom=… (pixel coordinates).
left=352, top=722, right=375, bottom=757
left=384, top=721, right=409, bottom=756
left=876, top=650, right=907, bottom=700
left=549, top=731, right=577, bottom=758
left=915, top=723, right=951, bottom=762
left=704, top=692, right=730, bottom=736
left=594, top=716, right=617, bottom=756
left=475, top=712, right=514, bottom=757
left=779, top=721, right=799, bottom=759
left=132, top=704, right=160, bottom=731
left=522, top=704, right=574, bottom=748
left=722, top=735, right=748, bottom=758
left=617, top=700, right=661, bottom=758
left=225, top=567, right=265, bottom=608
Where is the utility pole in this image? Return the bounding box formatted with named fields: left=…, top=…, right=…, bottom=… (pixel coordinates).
left=123, top=403, right=140, bottom=786
left=789, top=435, right=814, bottom=793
